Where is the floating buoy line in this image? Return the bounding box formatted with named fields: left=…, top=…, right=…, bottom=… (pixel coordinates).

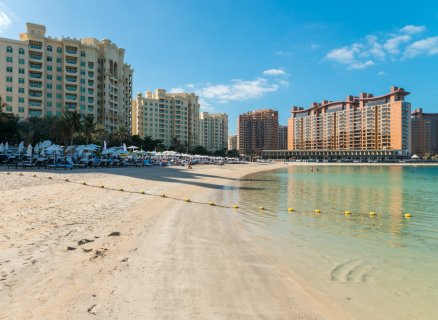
left=1, top=171, right=414, bottom=218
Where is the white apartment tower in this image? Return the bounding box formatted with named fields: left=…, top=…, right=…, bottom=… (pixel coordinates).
left=0, top=23, right=133, bottom=132
left=132, top=89, right=200, bottom=149
left=199, top=112, right=228, bottom=152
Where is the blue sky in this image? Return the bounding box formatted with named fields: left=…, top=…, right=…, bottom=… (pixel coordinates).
left=1, top=0, right=438, bottom=134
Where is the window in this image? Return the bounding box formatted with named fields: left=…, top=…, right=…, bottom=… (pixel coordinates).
left=56, top=93, right=62, bottom=99
left=47, top=101, right=52, bottom=107
left=57, top=47, right=62, bottom=53
left=56, top=76, right=62, bottom=81
left=80, top=105, right=85, bottom=110
left=80, top=79, right=85, bottom=84
left=19, top=48, right=24, bottom=55
left=56, top=58, right=62, bottom=63
left=47, top=65, right=52, bottom=71
left=80, top=61, right=85, bottom=67
left=56, top=67, right=62, bottom=72
left=80, top=70, right=85, bottom=75
left=80, top=87, right=85, bottom=93
left=18, top=78, right=24, bottom=84
left=6, top=106, right=12, bottom=112
left=19, top=68, right=25, bottom=74
left=19, top=58, right=25, bottom=64
left=47, top=74, right=52, bottom=80
left=47, top=45, right=52, bottom=52
left=6, top=96, right=12, bottom=102
left=19, top=88, right=24, bottom=93
left=6, top=46, right=13, bottom=53
left=80, top=51, right=85, bottom=57
left=47, top=83, right=52, bottom=89
left=6, top=57, right=13, bottom=63
left=56, top=103, right=61, bottom=108
left=47, top=92, right=52, bottom=98
left=18, top=97, right=24, bottom=103
left=6, top=66, right=12, bottom=72
left=80, top=96, right=85, bottom=101
left=56, top=85, right=62, bottom=90
left=56, top=111, right=61, bottom=116
left=47, top=56, right=53, bottom=62
left=46, top=111, right=52, bottom=116
left=18, top=107, right=24, bottom=113
left=6, top=86, right=12, bottom=92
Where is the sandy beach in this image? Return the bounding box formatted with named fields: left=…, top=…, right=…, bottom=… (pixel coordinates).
left=0, top=163, right=348, bottom=320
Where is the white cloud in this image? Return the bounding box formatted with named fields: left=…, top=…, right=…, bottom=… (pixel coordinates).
left=169, top=87, right=185, bottom=93
left=400, top=25, right=426, bottom=34
left=325, top=24, right=438, bottom=69
left=0, top=9, right=12, bottom=32
left=199, top=77, right=279, bottom=103
left=384, top=35, right=411, bottom=54
left=275, top=50, right=291, bottom=56
left=404, top=36, right=438, bottom=58
left=378, top=71, right=385, bottom=76
left=263, top=68, right=286, bottom=76
left=186, top=83, right=195, bottom=89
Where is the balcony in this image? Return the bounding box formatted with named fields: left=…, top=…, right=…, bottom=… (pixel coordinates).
left=66, top=58, right=77, bottom=64
left=65, top=94, right=77, bottom=101
left=66, top=76, right=77, bottom=83
left=29, top=91, right=42, bottom=98
left=29, top=63, right=42, bottom=70
left=29, top=82, right=42, bottom=88
left=66, top=85, right=77, bottom=92
left=66, top=67, right=77, bottom=74
left=29, top=100, right=42, bottom=107
left=29, top=54, right=42, bottom=60
left=29, top=44, right=43, bottom=50
left=29, top=72, right=42, bottom=79
left=66, top=48, right=78, bottom=55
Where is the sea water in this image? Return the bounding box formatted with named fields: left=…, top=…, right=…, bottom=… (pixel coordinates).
left=226, top=165, right=438, bottom=320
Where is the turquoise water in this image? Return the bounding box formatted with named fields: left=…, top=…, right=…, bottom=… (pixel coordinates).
left=227, top=165, right=438, bottom=320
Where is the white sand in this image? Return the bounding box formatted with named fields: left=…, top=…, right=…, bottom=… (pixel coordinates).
left=0, top=164, right=346, bottom=319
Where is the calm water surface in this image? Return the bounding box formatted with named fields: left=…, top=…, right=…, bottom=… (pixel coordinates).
left=225, top=165, right=438, bottom=320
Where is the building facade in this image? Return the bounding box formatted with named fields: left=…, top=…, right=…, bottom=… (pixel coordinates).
left=199, top=112, right=228, bottom=152
left=411, top=108, right=438, bottom=156
left=287, top=86, right=411, bottom=156
left=0, top=23, right=133, bottom=132
left=131, top=89, right=200, bottom=149
left=237, top=109, right=279, bottom=155
left=278, top=125, right=288, bottom=150
left=228, top=135, right=237, bottom=150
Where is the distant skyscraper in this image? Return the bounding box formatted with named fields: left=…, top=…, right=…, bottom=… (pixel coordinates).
left=0, top=22, right=133, bottom=132
left=228, top=135, right=237, bottom=150
left=411, top=108, right=438, bottom=156
left=131, top=89, right=200, bottom=149
left=237, top=109, right=279, bottom=155
left=199, top=112, right=228, bottom=152
left=278, top=125, right=288, bottom=150
left=287, top=86, right=411, bottom=155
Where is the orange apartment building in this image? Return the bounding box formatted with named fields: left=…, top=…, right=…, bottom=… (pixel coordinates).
left=262, top=86, right=411, bottom=160
left=237, top=109, right=278, bottom=155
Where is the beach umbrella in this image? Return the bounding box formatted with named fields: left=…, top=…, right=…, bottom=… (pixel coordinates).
left=45, top=145, right=63, bottom=154
left=34, top=143, right=40, bottom=154
left=40, top=147, right=46, bottom=157
left=17, top=141, right=24, bottom=154
left=27, top=144, right=33, bottom=157
left=41, top=140, right=52, bottom=148
left=0, top=143, right=4, bottom=154
left=103, top=140, right=107, bottom=151
left=123, top=143, right=127, bottom=151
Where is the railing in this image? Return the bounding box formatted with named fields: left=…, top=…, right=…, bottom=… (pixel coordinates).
left=29, top=54, right=42, bottom=60
left=29, top=73, right=42, bottom=79
left=66, top=49, right=77, bottom=55
left=29, top=64, right=42, bottom=70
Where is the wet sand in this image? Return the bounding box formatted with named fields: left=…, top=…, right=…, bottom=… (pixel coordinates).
left=0, top=164, right=346, bottom=320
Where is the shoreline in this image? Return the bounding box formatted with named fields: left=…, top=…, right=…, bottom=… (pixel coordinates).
left=1, top=163, right=347, bottom=319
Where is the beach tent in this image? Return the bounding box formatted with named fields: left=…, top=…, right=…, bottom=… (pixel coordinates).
left=26, top=144, right=32, bottom=157
left=411, top=154, right=419, bottom=159
left=127, top=146, right=139, bottom=150
left=17, top=141, right=25, bottom=154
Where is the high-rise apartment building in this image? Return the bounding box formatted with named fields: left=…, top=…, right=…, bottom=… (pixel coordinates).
left=131, top=89, right=200, bottom=149
left=228, top=135, right=237, bottom=150
left=237, top=109, right=279, bottom=155
left=411, top=108, right=438, bottom=156
left=287, top=86, right=411, bottom=156
left=0, top=23, right=133, bottom=132
left=199, top=112, right=228, bottom=152
left=278, top=125, right=288, bottom=150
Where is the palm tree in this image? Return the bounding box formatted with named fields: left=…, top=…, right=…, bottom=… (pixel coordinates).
left=82, top=114, right=97, bottom=144
left=57, top=110, right=82, bottom=146
left=112, top=125, right=130, bottom=145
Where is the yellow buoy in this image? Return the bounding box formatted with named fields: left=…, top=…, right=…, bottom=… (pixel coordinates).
left=208, top=201, right=215, bottom=206
left=140, top=190, right=145, bottom=194
left=369, top=211, right=376, bottom=216
left=314, top=209, right=320, bottom=213
left=344, top=210, right=351, bottom=215
left=288, top=207, right=294, bottom=212
left=99, top=185, right=104, bottom=188
left=184, top=198, right=191, bottom=202
left=405, top=213, right=412, bottom=218
left=232, top=205, right=239, bottom=209
left=161, top=194, right=166, bottom=198
left=259, top=206, right=265, bottom=210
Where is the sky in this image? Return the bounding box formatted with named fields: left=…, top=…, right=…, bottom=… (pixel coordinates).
left=1, top=0, right=438, bottom=134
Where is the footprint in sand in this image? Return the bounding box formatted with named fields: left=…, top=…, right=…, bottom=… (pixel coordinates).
left=330, top=258, right=376, bottom=283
